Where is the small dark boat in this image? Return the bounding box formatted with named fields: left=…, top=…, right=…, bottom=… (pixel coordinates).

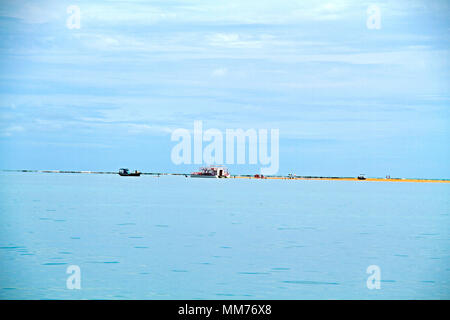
left=118, top=168, right=141, bottom=176
left=357, top=174, right=366, bottom=180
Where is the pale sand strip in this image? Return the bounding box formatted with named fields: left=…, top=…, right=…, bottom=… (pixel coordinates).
left=233, top=176, right=450, bottom=183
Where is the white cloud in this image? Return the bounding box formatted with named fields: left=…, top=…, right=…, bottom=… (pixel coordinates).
left=0, top=0, right=64, bottom=24
left=1, top=125, right=25, bottom=137
left=212, top=68, right=228, bottom=77
left=207, top=33, right=263, bottom=49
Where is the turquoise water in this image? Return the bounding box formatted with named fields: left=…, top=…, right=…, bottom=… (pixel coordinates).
left=0, top=172, right=449, bottom=299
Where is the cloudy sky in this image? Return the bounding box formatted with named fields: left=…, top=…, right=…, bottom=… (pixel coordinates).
left=0, top=0, right=449, bottom=178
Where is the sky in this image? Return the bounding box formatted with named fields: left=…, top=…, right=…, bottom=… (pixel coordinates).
left=0, top=0, right=449, bottom=178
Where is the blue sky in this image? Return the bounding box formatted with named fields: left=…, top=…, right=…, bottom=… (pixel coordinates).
left=0, top=0, right=449, bottom=178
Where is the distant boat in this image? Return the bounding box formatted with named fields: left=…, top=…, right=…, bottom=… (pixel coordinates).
left=357, top=174, right=366, bottom=180
left=118, top=168, right=141, bottom=176
left=191, top=166, right=230, bottom=178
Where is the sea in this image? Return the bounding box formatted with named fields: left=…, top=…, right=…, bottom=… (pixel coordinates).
left=0, top=172, right=449, bottom=299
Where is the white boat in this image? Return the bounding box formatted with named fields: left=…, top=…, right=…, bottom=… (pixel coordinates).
left=191, top=166, right=230, bottom=178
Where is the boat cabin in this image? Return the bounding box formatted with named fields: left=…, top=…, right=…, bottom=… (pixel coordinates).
left=119, top=168, right=129, bottom=175
left=118, top=168, right=141, bottom=176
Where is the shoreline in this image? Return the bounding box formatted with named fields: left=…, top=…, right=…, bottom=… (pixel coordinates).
left=2, top=169, right=449, bottom=183
left=234, top=176, right=450, bottom=183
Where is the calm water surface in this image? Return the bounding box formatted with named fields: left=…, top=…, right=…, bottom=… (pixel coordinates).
left=0, top=172, right=449, bottom=299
